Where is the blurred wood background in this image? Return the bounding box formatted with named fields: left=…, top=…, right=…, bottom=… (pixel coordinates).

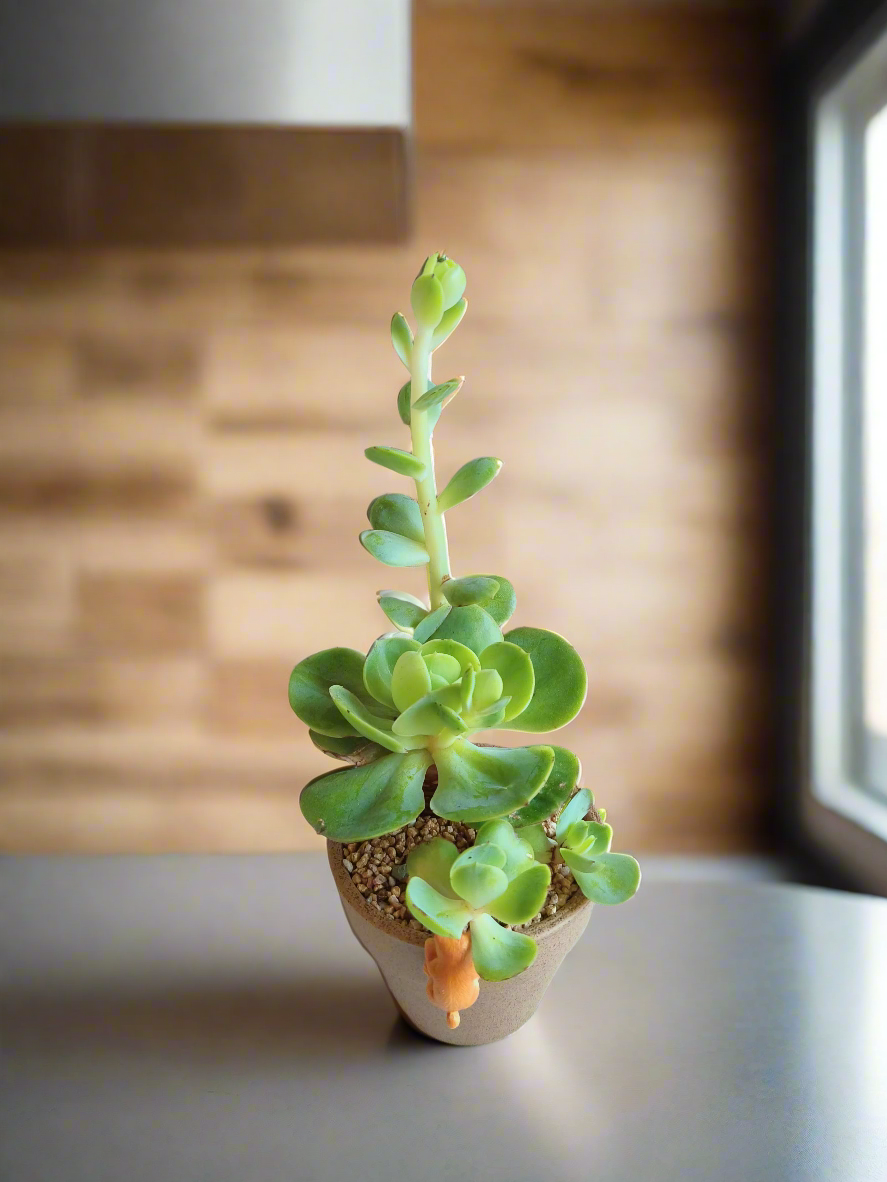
left=0, top=3, right=773, bottom=853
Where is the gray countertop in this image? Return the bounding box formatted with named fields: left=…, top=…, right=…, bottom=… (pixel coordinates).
left=2, top=854, right=886, bottom=1181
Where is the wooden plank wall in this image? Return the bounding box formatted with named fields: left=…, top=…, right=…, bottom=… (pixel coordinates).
left=0, top=3, right=774, bottom=853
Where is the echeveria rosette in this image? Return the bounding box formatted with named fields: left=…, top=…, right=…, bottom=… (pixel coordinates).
left=292, top=622, right=587, bottom=840
left=404, top=821, right=550, bottom=981
left=518, top=788, right=641, bottom=906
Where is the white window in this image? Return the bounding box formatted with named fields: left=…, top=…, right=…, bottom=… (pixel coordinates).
left=809, top=19, right=887, bottom=886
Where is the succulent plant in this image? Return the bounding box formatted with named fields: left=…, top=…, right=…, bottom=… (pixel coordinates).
left=518, top=789, right=641, bottom=905
left=404, top=821, right=551, bottom=981
left=289, top=253, right=588, bottom=843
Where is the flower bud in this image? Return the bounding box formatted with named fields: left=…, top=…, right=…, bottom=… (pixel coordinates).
left=433, top=255, right=467, bottom=310
left=410, top=273, right=445, bottom=330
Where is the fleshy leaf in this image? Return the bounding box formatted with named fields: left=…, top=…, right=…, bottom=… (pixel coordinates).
left=512, top=747, right=582, bottom=826
left=422, top=604, right=502, bottom=656
left=478, top=641, right=535, bottom=721
left=397, top=380, right=412, bottom=426
left=469, top=913, right=537, bottom=982
left=441, top=576, right=500, bottom=608
left=378, top=590, right=428, bottom=631
left=472, top=669, right=504, bottom=710
left=392, top=694, right=467, bottom=738
left=419, top=639, right=481, bottom=675
left=360, top=530, right=430, bottom=568
left=556, top=787, right=594, bottom=844
left=460, top=667, right=476, bottom=712
left=413, top=604, right=452, bottom=642
left=423, top=652, right=461, bottom=683
left=431, top=740, right=555, bottom=822
left=300, top=750, right=431, bottom=841
left=364, top=635, right=419, bottom=708
left=406, top=837, right=460, bottom=898
left=431, top=297, right=467, bottom=350
left=364, top=446, right=427, bottom=481
left=289, top=648, right=377, bottom=738
left=413, top=376, right=463, bottom=414
left=516, top=822, right=555, bottom=863
left=329, top=686, right=406, bottom=753
left=437, top=457, right=502, bottom=513
left=411, top=273, right=444, bottom=329
left=571, top=852, right=642, bottom=905
left=391, top=650, right=433, bottom=712
left=308, top=730, right=386, bottom=765
left=391, top=312, right=413, bottom=369
left=367, top=494, right=424, bottom=545
left=563, top=820, right=589, bottom=849
left=574, top=821, right=614, bottom=857
left=473, top=575, right=517, bottom=627
left=503, top=627, right=588, bottom=732
left=450, top=845, right=509, bottom=909
left=485, top=861, right=551, bottom=925
left=467, top=699, right=510, bottom=731
left=474, top=818, right=536, bottom=880
left=405, top=878, right=472, bottom=938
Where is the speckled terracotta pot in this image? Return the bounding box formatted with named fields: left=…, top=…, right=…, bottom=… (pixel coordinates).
left=327, top=841, right=593, bottom=1046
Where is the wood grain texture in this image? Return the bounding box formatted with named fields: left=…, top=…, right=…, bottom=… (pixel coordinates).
left=0, top=4, right=773, bottom=853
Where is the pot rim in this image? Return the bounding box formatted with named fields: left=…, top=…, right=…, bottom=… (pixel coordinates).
left=327, top=839, right=592, bottom=947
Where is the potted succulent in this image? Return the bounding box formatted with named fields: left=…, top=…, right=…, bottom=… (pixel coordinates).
left=289, top=254, right=641, bottom=1045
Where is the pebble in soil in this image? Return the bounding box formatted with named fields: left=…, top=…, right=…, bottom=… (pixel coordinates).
left=341, top=813, right=580, bottom=934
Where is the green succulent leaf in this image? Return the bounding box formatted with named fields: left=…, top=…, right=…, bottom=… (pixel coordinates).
left=378, top=589, right=428, bottom=632
left=450, top=844, right=509, bottom=909
left=570, top=852, right=642, bottom=905
left=512, top=747, right=582, bottom=826
left=441, top=576, right=500, bottom=608
left=413, top=376, right=464, bottom=415
left=308, top=730, right=386, bottom=765
left=411, top=273, right=445, bottom=329
left=405, top=837, right=460, bottom=899
left=434, top=257, right=466, bottom=309
left=503, top=627, right=588, bottom=732
left=471, top=669, right=504, bottom=710
left=392, top=694, right=467, bottom=738
left=563, top=820, right=589, bottom=849
left=469, top=913, right=537, bottom=982
left=468, top=699, right=510, bottom=731
left=360, top=530, right=430, bottom=568
left=397, top=380, right=412, bottom=425
left=516, top=822, right=555, bottom=863
left=364, top=636, right=420, bottom=708
left=329, top=686, right=406, bottom=753
left=289, top=648, right=376, bottom=738
left=574, top=821, right=614, bottom=857
left=431, top=740, right=555, bottom=823
left=405, top=877, right=472, bottom=938
left=364, top=446, right=427, bottom=481
left=556, top=787, right=594, bottom=844
left=300, top=750, right=431, bottom=841
left=420, top=639, right=481, bottom=675
left=472, top=574, right=517, bottom=627
left=474, top=818, right=536, bottom=880
left=460, top=667, right=476, bottom=712
left=422, top=604, right=502, bottom=656
left=437, top=457, right=502, bottom=513
left=391, top=650, right=433, bottom=712
left=391, top=312, right=413, bottom=369
left=485, top=861, right=551, bottom=925
left=478, top=641, right=535, bottom=722
left=431, top=297, right=467, bottom=350
left=413, top=604, right=452, bottom=643
left=367, top=494, right=425, bottom=545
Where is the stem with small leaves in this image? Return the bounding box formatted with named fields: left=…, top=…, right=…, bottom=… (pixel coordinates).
left=410, top=329, right=451, bottom=609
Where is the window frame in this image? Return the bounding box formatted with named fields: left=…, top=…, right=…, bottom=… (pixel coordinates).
left=778, top=0, right=887, bottom=894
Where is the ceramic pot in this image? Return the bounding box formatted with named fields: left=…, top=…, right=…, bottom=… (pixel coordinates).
left=327, top=841, right=593, bottom=1046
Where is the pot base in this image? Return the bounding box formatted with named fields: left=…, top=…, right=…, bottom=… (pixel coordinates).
left=329, top=842, right=592, bottom=1046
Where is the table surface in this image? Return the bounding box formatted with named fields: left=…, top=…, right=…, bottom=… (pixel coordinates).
left=2, top=855, right=886, bottom=1182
